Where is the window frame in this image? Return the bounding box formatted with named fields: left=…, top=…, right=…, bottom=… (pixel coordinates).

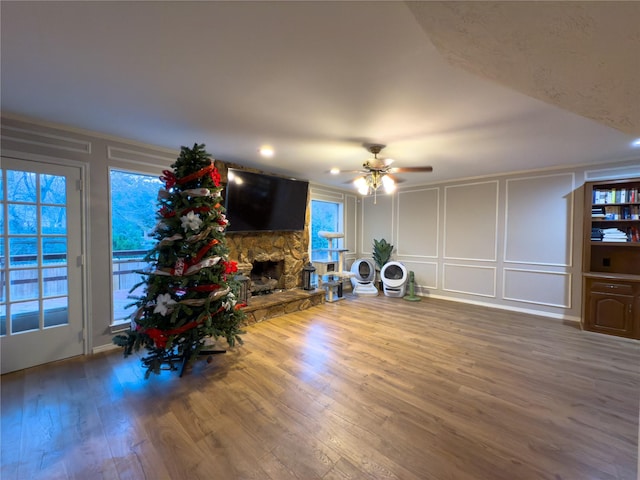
left=309, top=189, right=347, bottom=263
left=108, top=167, right=164, bottom=327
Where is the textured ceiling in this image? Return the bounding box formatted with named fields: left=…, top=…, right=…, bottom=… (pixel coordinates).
left=408, top=1, right=640, bottom=136
left=1, top=1, right=638, bottom=189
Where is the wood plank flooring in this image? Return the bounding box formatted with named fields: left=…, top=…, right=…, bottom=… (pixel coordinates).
left=2, top=295, right=639, bottom=480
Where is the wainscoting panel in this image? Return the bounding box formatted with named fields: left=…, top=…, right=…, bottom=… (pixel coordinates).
left=443, top=181, right=498, bottom=261
left=504, top=173, right=574, bottom=266
left=503, top=268, right=571, bottom=308
left=361, top=194, right=393, bottom=255
left=584, top=164, right=640, bottom=181
left=397, top=188, right=439, bottom=257
left=107, top=145, right=176, bottom=167
left=1, top=125, right=92, bottom=154
left=401, top=260, right=438, bottom=290
left=442, top=264, right=496, bottom=297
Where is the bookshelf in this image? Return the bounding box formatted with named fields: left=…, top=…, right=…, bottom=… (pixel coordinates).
left=582, top=177, right=640, bottom=339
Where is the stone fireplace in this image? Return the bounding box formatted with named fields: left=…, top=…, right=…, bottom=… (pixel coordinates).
left=216, top=159, right=311, bottom=298
left=226, top=230, right=309, bottom=295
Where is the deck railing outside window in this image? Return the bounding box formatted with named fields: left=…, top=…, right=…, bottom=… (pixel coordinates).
left=112, top=249, right=149, bottom=323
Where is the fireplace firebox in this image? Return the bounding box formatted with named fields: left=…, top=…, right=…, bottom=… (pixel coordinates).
left=250, top=260, right=284, bottom=294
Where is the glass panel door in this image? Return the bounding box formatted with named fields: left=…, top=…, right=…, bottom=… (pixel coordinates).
left=1, top=157, right=84, bottom=374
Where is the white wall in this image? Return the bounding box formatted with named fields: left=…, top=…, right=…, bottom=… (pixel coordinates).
left=358, top=162, right=640, bottom=321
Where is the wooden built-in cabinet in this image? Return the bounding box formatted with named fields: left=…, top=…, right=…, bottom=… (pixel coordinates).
left=582, top=177, right=640, bottom=339
left=583, top=277, right=639, bottom=338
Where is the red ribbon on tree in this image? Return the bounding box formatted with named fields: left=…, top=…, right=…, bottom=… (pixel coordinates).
left=162, top=162, right=220, bottom=190
left=142, top=321, right=200, bottom=349
left=190, top=239, right=219, bottom=266
left=177, top=163, right=217, bottom=186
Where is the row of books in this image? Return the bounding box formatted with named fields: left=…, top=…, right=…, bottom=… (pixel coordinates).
left=592, top=227, right=640, bottom=242
left=593, top=187, right=639, bottom=204
left=592, top=205, right=640, bottom=220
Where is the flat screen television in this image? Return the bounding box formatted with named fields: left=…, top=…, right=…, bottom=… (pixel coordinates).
left=224, top=168, right=309, bottom=232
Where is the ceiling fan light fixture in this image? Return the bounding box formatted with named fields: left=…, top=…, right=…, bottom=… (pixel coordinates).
left=354, top=176, right=369, bottom=195
left=350, top=143, right=432, bottom=200
left=382, top=174, right=396, bottom=193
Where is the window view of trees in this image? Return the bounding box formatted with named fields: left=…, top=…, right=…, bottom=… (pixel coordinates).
left=4, top=171, right=67, bottom=257
left=110, top=170, right=163, bottom=323
left=310, top=200, right=342, bottom=261
left=110, top=170, right=163, bottom=251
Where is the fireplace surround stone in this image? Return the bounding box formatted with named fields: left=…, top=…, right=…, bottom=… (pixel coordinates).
left=226, top=230, right=308, bottom=292
left=218, top=160, right=319, bottom=321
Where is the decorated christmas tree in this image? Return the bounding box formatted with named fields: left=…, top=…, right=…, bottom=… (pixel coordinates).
left=113, top=143, right=244, bottom=377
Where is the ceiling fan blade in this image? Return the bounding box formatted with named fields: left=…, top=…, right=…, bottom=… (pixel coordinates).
left=388, top=166, right=433, bottom=173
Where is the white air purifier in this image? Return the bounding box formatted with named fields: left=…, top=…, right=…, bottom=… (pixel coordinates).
left=350, top=258, right=378, bottom=296
left=380, top=261, right=408, bottom=297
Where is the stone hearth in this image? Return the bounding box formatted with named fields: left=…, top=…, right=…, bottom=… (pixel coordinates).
left=241, top=289, right=324, bottom=325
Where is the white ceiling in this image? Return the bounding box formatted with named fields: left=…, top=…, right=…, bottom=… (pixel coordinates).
left=2, top=1, right=639, bottom=189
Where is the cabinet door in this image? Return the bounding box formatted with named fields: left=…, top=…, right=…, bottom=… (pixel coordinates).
left=635, top=295, right=640, bottom=339
left=587, top=292, right=634, bottom=338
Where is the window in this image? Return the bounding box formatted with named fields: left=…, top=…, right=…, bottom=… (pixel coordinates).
left=310, top=199, right=343, bottom=262
left=109, top=169, right=163, bottom=324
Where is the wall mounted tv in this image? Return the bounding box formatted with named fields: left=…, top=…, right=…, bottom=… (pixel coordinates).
left=224, top=168, right=309, bottom=232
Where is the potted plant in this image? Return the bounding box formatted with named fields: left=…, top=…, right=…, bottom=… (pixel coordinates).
left=372, top=238, right=393, bottom=289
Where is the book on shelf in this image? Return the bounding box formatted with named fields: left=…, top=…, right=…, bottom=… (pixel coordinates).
left=604, top=206, right=621, bottom=219
left=601, top=227, right=628, bottom=242
left=591, top=206, right=605, bottom=218
left=593, top=186, right=640, bottom=204
left=591, top=227, right=603, bottom=241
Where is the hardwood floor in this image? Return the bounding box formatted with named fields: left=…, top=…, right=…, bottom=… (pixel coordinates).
left=2, top=295, right=639, bottom=480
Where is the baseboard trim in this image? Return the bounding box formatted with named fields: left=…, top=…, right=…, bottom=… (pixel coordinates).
left=92, top=343, right=121, bottom=354
left=417, top=291, right=581, bottom=323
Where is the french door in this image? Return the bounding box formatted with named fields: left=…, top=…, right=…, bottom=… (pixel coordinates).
left=1, top=157, right=84, bottom=374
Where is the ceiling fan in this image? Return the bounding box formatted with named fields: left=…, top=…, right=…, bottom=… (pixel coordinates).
left=351, top=144, right=433, bottom=202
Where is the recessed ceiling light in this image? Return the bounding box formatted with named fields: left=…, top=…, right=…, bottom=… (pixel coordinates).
left=632, top=138, right=640, bottom=148
left=259, top=146, right=274, bottom=158
left=330, top=167, right=340, bottom=175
